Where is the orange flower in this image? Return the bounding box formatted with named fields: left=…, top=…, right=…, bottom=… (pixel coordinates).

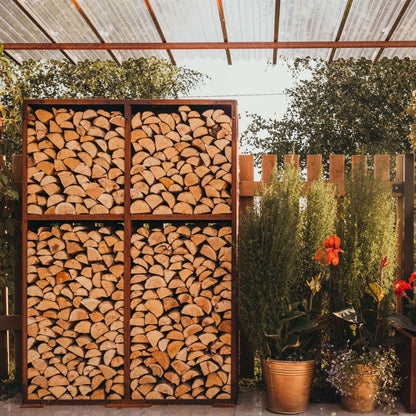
left=381, top=255, right=390, bottom=269
left=315, top=235, right=344, bottom=266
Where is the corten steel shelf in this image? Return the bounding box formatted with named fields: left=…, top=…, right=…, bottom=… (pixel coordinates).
left=22, top=99, right=239, bottom=407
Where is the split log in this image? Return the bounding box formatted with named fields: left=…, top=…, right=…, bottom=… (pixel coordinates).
left=130, top=106, right=232, bottom=215
left=129, top=224, right=232, bottom=400
left=27, top=107, right=125, bottom=215
left=26, top=223, right=124, bottom=400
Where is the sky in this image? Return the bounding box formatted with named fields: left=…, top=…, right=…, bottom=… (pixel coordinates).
left=179, top=59, right=295, bottom=154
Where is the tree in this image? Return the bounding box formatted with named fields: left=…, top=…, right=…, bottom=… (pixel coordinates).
left=242, top=57, right=416, bottom=169
left=0, top=55, right=206, bottom=156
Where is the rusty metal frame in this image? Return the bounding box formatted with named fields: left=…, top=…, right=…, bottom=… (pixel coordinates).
left=5, top=40, right=416, bottom=51
left=22, top=98, right=238, bottom=407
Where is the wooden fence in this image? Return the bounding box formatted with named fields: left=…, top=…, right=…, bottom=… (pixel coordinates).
left=0, top=153, right=414, bottom=380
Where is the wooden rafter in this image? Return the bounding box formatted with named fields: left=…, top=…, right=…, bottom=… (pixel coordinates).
left=329, top=0, right=353, bottom=63
left=4, top=40, right=416, bottom=50
left=12, top=0, right=76, bottom=64
left=216, top=0, right=232, bottom=65
left=374, top=0, right=413, bottom=62
left=272, top=0, right=281, bottom=64
left=143, top=0, right=176, bottom=65
left=69, top=0, right=121, bottom=65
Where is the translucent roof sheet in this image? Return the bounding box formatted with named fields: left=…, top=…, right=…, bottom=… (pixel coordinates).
left=279, top=0, right=347, bottom=59
left=76, top=0, right=167, bottom=61
left=334, top=0, right=404, bottom=60
left=149, top=0, right=223, bottom=60
left=13, top=0, right=111, bottom=62
left=2, top=0, right=416, bottom=64
left=382, top=0, right=416, bottom=60
left=223, top=0, right=274, bottom=61
left=0, top=0, right=64, bottom=62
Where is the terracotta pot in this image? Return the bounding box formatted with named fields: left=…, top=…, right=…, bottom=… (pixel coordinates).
left=340, top=365, right=379, bottom=413
left=262, top=358, right=315, bottom=414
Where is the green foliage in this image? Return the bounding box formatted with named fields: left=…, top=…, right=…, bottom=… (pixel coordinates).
left=0, top=54, right=206, bottom=156
left=265, top=301, right=317, bottom=359
left=238, top=164, right=304, bottom=357
left=330, top=168, right=396, bottom=346
left=0, top=47, right=20, bottom=294
left=0, top=169, right=19, bottom=294
left=301, top=175, right=337, bottom=308
left=0, top=45, right=22, bottom=162
left=242, top=57, right=416, bottom=169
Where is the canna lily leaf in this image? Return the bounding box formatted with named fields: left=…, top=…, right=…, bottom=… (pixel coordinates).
left=366, top=282, right=384, bottom=303
left=288, top=318, right=317, bottom=334
left=333, top=307, right=358, bottom=324
left=281, top=334, right=300, bottom=353
left=385, top=313, right=416, bottom=335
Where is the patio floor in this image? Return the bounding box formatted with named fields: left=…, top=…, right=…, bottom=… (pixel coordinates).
left=0, top=389, right=413, bottom=416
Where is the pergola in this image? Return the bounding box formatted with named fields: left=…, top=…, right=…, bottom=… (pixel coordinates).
left=1, top=0, right=416, bottom=66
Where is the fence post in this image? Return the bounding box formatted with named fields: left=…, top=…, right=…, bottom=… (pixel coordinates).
left=403, top=153, right=414, bottom=280
left=0, top=287, right=9, bottom=379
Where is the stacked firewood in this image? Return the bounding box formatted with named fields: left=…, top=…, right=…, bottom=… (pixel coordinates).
left=26, top=224, right=124, bottom=400
left=130, top=106, right=232, bottom=215
left=26, top=107, right=125, bottom=215
left=130, top=223, right=232, bottom=400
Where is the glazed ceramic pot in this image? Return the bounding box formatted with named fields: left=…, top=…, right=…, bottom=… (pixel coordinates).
left=262, top=358, right=315, bottom=414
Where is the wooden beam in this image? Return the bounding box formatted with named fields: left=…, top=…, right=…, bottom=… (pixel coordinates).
left=5, top=40, right=416, bottom=50
left=329, top=0, right=353, bottom=63
left=374, top=0, right=412, bottom=62
left=12, top=0, right=76, bottom=64
left=273, top=0, right=281, bottom=64
left=216, top=0, right=232, bottom=65
left=143, top=0, right=176, bottom=65
left=69, top=0, right=121, bottom=65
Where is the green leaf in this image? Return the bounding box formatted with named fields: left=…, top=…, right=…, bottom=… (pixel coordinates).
left=333, top=307, right=358, bottom=324
left=385, top=313, right=416, bottom=335
left=366, top=282, right=384, bottom=302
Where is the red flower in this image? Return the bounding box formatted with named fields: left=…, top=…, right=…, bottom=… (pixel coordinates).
left=409, top=273, right=416, bottom=286
left=394, top=280, right=412, bottom=297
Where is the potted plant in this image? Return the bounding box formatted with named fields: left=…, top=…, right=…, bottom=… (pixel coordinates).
left=239, top=164, right=337, bottom=414
left=261, top=302, right=318, bottom=414
left=320, top=167, right=402, bottom=413
left=324, top=256, right=404, bottom=413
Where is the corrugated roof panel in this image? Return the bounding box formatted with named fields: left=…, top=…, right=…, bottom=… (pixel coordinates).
left=334, top=0, right=404, bottom=60
left=381, top=0, right=416, bottom=59
left=0, top=0, right=64, bottom=62
left=222, top=0, right=274, bottom=61
left=15, top=0, right=111, bottom=62
left=173, top=50, right=225, bottom=62
left=76, top=0, right=166, bottom=61
left=151, top=0, right=223, bottom=59
left=279, top=0, right=347, bottom=59
left=278, top=48, right=332, bottom=60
